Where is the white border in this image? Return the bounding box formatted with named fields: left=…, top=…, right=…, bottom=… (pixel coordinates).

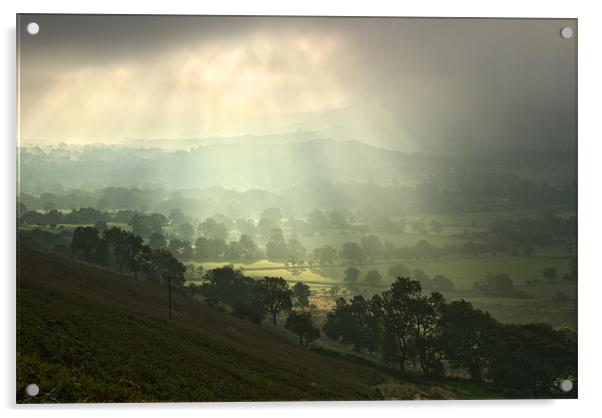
left=3, top=1, right=601, bottom=417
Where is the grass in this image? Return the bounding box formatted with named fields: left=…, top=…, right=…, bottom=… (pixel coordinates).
left=189, top=247, right=576, bottom=328
left=17, top=247, right=506, bottom=402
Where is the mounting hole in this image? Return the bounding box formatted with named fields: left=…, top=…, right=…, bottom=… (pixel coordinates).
left=559, top=379, right=573, bottom=392
left=25, top=383, right=39, bottom=397
left=26, top=22, right=40, bottom=35
left=560, top=26, right=573, bottom=40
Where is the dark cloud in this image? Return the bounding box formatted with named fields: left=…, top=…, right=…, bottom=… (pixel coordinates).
left=18, top=15, right=576, bottom=152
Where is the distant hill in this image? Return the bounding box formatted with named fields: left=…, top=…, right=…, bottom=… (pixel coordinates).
left=17, top=248, right=502, bottom=402
left=18, top=139, right=413, bottom=191
left=18, top=139, right=577, bottom=194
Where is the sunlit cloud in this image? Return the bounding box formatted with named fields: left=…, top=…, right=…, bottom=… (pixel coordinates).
left=18, top=16, right=576, bottom=152
left=20, top=34, right=349, bottom=144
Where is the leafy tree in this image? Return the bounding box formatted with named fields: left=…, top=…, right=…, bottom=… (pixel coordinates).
left=486, top=323, right=577, bottom=396
left=310, top=245, right=337, bottom=266
left=71, top=226, right=108, bottom=266
left=45, top=209, right=63, bottom=227
left=364, top=270, right=383, bottom=286
left=149, top=233, right=166, bottom=249
left=225, top=240, right=243, bottom=260
left=232, top=297, right=265, bottom=324
left=411, top=292, right=446, bottom=377
left=285, top=311, right=320, bottom=345
left=238, top=234, right=259, bottom=259
left=431, top=274, right=455, bottom=292
left=287, top=238, right=306, bottom=261
left=324, top=296, right=380, bottom=352
left=439, top=300, right=497, bottom=381
left=168, top=238, right=184, bottom=255
left=195, top=236, right=227, bottom=259
left=266, top=228, right=288, bottom=260
left=257, top=217, right=278, bottom=239
left=201, top=266, right=260, bottom=323
left=169, top=208, right=187, bottom=225
left=344, top=266, right=361, bottom=289
left=292, top=282, right=311, bottom=308
left=380, top=277, right=422, bottom=371
left=256, top=277, right=292, bottom=325
left=168, top=239, right=192, bottom=257
left=122, top=232, right=146, bottom=278
left=388, top=263, right=410, bottom=279
left=143, top=248, right=186, bottom=289
left=103, top=227, right=129, bottom=272
left=235, top=218, right=257, bottom=237
left=94, top=220, right=108, bottom=234
left=361, top=235, right=383, bottom=257
left=179, top=222, right=195, bottom=242
left=341, top=242, right=363, bottom=264
left=198, top=218, right=228, bottom=241
left=129, top=213, right=168, bottom=238
left=411, top=269, right=432, bottom=289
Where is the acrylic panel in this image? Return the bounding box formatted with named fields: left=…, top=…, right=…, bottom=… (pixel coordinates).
left=16, top=14, right=577, bottom=402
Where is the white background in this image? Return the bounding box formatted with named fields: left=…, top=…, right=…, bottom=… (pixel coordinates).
left=2, top=0, right=600, bottom=417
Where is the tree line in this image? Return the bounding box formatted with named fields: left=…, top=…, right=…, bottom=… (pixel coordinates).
left=70, top=226, right=185, bottom=286
left=186, top=266, right=319, bottom=345
left=324, top=276, right=576, bottom=397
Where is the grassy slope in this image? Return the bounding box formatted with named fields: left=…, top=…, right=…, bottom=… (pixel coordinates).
left=16, top=248, right=502, bottom=403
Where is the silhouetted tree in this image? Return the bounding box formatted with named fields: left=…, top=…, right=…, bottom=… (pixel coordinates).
left=431, top=274, right=455, bottom=292
left=266, top=228, right=288, bottom=260
left=486, top=323, right=577, bottom=396
left=388, top=263, right=410, bottom=279
left=198, top=217, right=228, bottom=241
left=149, top=233, right=166, bottom=249
left=94, top=220, right=108, bottom=234
left=361, top=235, right=383, bottom=257
left=380, top=277, right=422, bottom=371
left=310, top=245, right=337, bottom=266
left=285, top=311, right=320, bottom=345
left=344, top=266, right=361, bottom=289
left=439, top=300, right=497, bottom=381
left=324, top=295, right=381, bottom=352
left=71, top=226, right=108, bottom=266
left=256, top=277, right=292, bottom=325
left=341, top=242, right=363, bottom=264
left=129, top=213, right=168, bottom=238
left=364, top=270, right=383, bottom=286
left=179, top=222, right=195, bottom=241
left=292, top=282, right=311, bottom=308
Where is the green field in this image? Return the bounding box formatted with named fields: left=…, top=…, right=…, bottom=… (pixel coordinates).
left=187, top=248, right=576, bottom=328
left=20, top=208, right=577, bottom=329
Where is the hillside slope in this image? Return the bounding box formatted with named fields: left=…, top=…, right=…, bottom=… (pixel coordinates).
left=17, top=248, right=393, bottom=402
left=17, top=248, right=503, bottom=403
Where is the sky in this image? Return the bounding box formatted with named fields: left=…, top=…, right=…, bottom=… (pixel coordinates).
left=18, top=15, right=577, bottom=152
